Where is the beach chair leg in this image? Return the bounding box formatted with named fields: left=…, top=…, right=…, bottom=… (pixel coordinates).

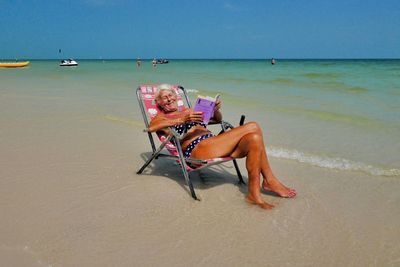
left=233, top=159, right=246, bottom=185
left=173, top=139, right=200, bottom=200
left=180, top=167, right=199, bottom=200
left=137, top=135, right=173, bottom=174
left=137, top=152, right=158, bottom=174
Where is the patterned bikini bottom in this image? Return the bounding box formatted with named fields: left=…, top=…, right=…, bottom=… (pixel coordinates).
left=183, top=133, right=214, bottom=159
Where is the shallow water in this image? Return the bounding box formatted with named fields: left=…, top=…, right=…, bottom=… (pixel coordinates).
left=1, top=59, right=399, bottom=176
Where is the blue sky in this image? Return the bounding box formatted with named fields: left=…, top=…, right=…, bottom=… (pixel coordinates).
left=1, top=0, right=399, bottom=59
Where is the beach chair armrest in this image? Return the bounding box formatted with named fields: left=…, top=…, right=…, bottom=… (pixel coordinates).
left=168, top=127, right=185, bottom=140
left=217, top=115, right=245, bottom=135
left=143, top=126, right=184, bottom=139
left=154, top=116, right=243, bottom=143
left=208, top=118, right=222, bottom=125
left=221, top=120, right=235, bottom=130
left=186, top=158, right=208, bottom=165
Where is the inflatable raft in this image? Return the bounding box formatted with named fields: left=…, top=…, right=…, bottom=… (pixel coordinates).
left=0, top=61, right=30, bottom=68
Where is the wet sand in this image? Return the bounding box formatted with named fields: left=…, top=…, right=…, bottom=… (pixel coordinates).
left=1, top=87, right=399, bottom=266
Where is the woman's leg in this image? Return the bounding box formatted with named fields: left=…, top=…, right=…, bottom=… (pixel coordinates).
left=230, top=132, right=275, bottom=209
left=191, top=122, right=295, bottom=204
left=259, top=145, right=297, bottom=198
left=190, top=122, right=263, bottom=159
left=191, top=122, right=272, bottom=208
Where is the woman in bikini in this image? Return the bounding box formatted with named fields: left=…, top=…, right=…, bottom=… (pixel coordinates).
left=148, top=84, right=296, bottom=209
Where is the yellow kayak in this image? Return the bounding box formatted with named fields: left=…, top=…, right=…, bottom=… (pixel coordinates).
left=0, top=61, right=30, bottom=68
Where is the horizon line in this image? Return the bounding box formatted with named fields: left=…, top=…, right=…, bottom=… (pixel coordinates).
left=4, top=57, right=400, bottom=61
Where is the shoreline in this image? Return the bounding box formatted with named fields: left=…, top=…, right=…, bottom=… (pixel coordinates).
left=4, top=58, right=400, bottom=61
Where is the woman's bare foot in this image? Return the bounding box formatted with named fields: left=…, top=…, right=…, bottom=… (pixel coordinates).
left=245, top=195, right=274, bottom=210
left=262, top=179, right=297, bottom=198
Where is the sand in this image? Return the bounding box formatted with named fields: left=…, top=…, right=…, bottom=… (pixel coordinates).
left=1, top=89, right=400, bottom=267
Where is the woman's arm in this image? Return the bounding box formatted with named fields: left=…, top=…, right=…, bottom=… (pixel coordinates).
left=148, top=109, right=204, bottom=132
left=210, top=100, right=222, bottom=123
left=148, top=113, right=184, bottom=133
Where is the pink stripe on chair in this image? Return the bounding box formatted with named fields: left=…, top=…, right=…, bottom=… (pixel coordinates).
left=184, top=157, right=235, bottom=172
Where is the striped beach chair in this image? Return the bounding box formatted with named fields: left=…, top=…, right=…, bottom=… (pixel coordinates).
left=136, top=84, right=245, bottom=200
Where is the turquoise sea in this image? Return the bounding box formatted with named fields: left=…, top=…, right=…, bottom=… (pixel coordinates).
left=1, top=59, right=400, bottom=177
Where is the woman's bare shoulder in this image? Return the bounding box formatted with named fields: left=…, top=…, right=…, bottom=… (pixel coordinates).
left=152, top=111, right=167, bottom=120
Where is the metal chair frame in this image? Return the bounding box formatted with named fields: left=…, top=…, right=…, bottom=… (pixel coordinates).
left=136, top=85, right=245, bottom=200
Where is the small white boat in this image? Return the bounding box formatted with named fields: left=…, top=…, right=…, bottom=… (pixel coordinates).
left=60, top=59, right=78, bottom=66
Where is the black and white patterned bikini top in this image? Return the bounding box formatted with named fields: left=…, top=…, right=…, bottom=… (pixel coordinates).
left=172, top=122, right=207, bottom=135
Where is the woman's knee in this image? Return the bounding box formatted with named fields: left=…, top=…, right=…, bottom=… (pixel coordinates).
left=243, top=132, right=263, bottom=147
left=244, top=121, right=262, bottom=135
left=231, top=132, right=263, bottom=158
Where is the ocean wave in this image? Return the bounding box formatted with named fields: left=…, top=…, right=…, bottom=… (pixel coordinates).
left=270, top=78, right=294, bottom=85
left=186, top=88, right=199, bottom=93
left=274, top=107, right=377, bottom=127
left=303, top=72, right=340, bottom=79
left=345, top=86, right=369, bottom=93
left=269, top=147, right=400, bottom=177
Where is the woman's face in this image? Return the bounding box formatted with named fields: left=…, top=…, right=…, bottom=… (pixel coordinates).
left=157, top=89, right=178, bottom=112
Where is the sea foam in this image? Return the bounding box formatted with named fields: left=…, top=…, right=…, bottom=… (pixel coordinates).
left=269, top=146, right=400, bottom=177
left=186, top=88, right=199, bottom=93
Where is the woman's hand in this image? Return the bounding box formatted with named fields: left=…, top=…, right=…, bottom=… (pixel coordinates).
left=214, top=99, right=221, bottom=112
left=209, top=99, right=222, bottom=123
left=184, top=109, right=204, bottom=123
